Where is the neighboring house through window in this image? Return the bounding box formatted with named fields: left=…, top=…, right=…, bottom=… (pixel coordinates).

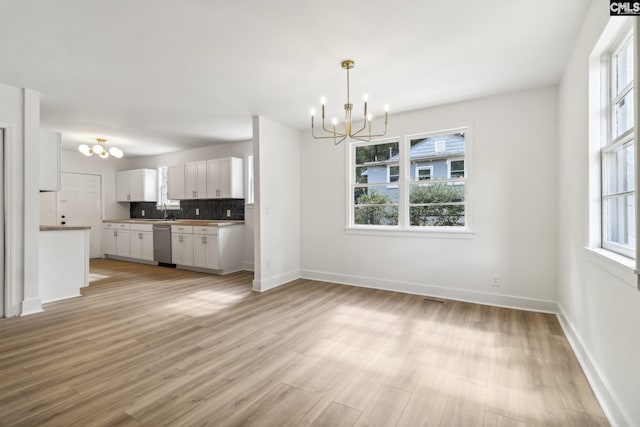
left=157, top=166, right=180, bottom=210
left=349, top=127, right=469, bottom=230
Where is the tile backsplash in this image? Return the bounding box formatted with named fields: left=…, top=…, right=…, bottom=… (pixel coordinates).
left=130, top=199, right=245, bottom=220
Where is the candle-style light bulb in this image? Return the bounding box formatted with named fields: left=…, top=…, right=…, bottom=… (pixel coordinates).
left=367, top=114, right=372, bottom=122
left=384, top=104, right=390, bottom=112
left=310, top=108, right=316, bottom=117
left=320, top=97, right=326, bottom=106
left=363, top=93, right=368, bottom=102
left=331, top=118, right=338, bottom=126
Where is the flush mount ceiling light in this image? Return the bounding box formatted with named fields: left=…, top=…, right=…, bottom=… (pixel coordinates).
left=78, top=138, right=123, bottom=159
left=311, top=59, right=389, bottom=145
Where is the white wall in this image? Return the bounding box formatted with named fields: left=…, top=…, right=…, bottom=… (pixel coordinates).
left=557, top=2, right=640, bottom=426
left=253, top=116, right=301, bottom=291
left=0, top=83, right=41, bottom=316
left=61, top=150, right=132, bottom=220
left=300, top=86, right=559, bottom=310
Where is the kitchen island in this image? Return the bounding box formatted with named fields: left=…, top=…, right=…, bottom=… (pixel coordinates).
left=39, top=225, right=90, bottom=303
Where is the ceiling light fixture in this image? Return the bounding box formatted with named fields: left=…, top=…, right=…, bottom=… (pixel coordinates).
left=78, top=138, right=123, bottom=159
left=311, top=59, right=389, bottom=145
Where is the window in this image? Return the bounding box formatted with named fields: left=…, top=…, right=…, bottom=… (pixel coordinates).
left=352, top=140, right=400, bottom=226
left=416, top=166, right=433, bottom=181
left=409, top=131, right=466, bottom=227
left=349, top=127, right=469, bottom=231
left=157, top=166, right=180, bottom=210
left=601, top=29, right=635, bottom=258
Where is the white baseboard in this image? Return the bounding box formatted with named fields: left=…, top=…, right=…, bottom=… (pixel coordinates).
left=21, top=297, right=43, bottom=316
left=556, top=305, right=631, bottom=427
left=300, top=269, right=558, bottom=313
left=253, top=270, right=300, bottom=292
left=243, top=261, right=254, bottom=272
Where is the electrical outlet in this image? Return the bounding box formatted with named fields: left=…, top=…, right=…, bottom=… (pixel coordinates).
left=195, top=208, right=200, bottom=216
left=492, top=275, right=500, bottom=287
left=141, top=210, right=145, bottom=217
left=226, top=209, right=231, bottom=217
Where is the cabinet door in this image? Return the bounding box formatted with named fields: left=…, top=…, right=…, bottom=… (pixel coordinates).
left=129, top=170, right=144, bottom=201
left=206, top=159, right=220, bottom=198
left=103, top=229, right=117, bottom=255
left=116, top=170, right=131, bottom=201
left=130, top=231, right=143, bottom=259
left=141, top=232, right=154, bottom=261
left=205, top=235, right=219, bottom=269
left=171, top=233, right=182, bottom=264
left=167, top=164, right=185, bottom=200
left=116, top=230, right=131, bottom=257
left=217, top=158, right=231, bottom=198
left=193, top=234, right=207, bottom=268
left=181, top=234, right=194, bottom=266
left=196, top=161, right=207, bottom=199
left=185, top=162, right=198, bottom=199
left=142, top=169, right=158, bottom=202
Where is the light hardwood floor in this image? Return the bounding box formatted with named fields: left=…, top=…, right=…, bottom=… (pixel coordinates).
left=0, top=259, right=608, bottom=426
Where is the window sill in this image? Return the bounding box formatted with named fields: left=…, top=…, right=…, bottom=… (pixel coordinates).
left=345, top=227, right=475, bottom=239
left=583, top=247, right=638, bottom=290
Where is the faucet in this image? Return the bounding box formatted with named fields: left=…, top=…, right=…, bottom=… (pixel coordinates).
left=162, top=203, right=168, bottom=220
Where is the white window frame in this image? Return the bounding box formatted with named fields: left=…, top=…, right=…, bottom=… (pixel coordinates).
left=601, top=25, right=635, bottom=259
left=346, top=126, right=473, bottom=236
left=415, top=165, right=433, bottom=181
left=156, top=166, right=181, bottom=210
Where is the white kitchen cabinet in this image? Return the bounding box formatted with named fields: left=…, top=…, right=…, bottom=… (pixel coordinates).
left=116, top=169, right=157, bottom=202
left=171, top=225, right=194, bottom=266
left=206, top=157, right=243, bottom=199
left=185, top=161, right=207, bottom=199
left=39, top=130, right=61, bottom=192
left=130, top=224, right=154, bottom=261
left=103, top=223, right=131, bottom=257
left=193, top=226, right=219, bottom=270
left=167, top=164, right=185, bottom=200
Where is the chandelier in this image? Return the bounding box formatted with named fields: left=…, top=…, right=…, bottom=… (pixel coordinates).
left=78, top=138, right=123, bottom=159
left=311, top=59, right=389, bottom=145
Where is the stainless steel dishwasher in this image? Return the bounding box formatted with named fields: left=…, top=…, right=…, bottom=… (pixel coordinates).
left=153, top=224, right=174, bottom=265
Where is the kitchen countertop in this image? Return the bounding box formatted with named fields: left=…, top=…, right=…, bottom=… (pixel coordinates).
left=103, top=219, right=244, bottom=227
left=40, top=225, right=91, bottom=231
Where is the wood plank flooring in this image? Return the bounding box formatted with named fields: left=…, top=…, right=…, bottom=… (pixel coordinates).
left=0, top=259, right=608, bottom=426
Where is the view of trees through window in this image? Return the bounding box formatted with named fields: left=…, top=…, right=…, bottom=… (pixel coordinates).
left=351, top=130, right=467, bottom=228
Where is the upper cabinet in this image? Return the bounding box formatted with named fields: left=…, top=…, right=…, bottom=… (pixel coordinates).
left=184, top=160, right=207, bottom=199
left=116, top=169, right=157, bottom=202
left=167, top=157, right=244, bottom=200
left=39, top=130, right=61, bottom=192
left=207, top=157, right=243, bottom=199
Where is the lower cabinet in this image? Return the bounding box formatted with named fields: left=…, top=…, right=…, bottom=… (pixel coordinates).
left=171, top=226, right=194, bottom=266
left=193, top=227, right=219, bottom=270
left=130, top=224, right=154, bottom=261
left=104, top=223, right=153, bottom=261
left=103, top=223, right=131, bottom=257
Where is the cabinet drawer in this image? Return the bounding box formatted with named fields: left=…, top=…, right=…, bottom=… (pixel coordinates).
left=103, top=223, right=116, bottom=229
left=194, top=226, right=218, bottom=235
left=116, top=223, right=131, bottom=230
left=171, top=225, right=193, bottom=234
left=131, top=224, right=153, bottom=232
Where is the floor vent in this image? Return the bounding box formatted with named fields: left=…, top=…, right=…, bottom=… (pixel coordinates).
left=423, top=297, right=445, bottom=304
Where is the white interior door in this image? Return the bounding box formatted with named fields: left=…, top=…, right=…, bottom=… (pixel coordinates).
left=0, top=130, right=4, bottom=317
left=58, top=173, right=102, bottom=258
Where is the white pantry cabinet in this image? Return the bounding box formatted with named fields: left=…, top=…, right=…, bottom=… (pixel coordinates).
left=167, top=164, right=185, bottom=200
left=116, top=169, right=157, bottom=202
left=206, top=157, right=243, bottom=199
left=39, top=130, right=61, bottom=192
left=171, top=225, right=194, bottom=266
left=184, top=161, right=207, bottom=199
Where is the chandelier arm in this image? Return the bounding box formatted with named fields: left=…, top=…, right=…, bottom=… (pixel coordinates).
left=320, top=117, right=346, bottom=137
left=350, top=120, right=369, bottom=137
left=334, top=135, right=348, bottom=145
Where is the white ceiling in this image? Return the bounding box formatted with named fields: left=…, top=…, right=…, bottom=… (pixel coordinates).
left=0, top=0, right=589, bottom=157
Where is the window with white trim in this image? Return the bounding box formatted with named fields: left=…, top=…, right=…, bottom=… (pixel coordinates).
left=602, top=28, right=635, bottom=258
left=157, top=166, right=180, bottom=210
left=349, top=127, right=469, bottom=230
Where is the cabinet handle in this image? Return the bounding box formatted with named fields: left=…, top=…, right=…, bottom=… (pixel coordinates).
left=202, top=236, right=206, bottom=244
left=139, top=233, right=142, bottom=239
left=179, top=235, right=183, bottom=243
left=114, top=231, right=117, bottom=237
left=127, top=194, right=130, bottom=200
